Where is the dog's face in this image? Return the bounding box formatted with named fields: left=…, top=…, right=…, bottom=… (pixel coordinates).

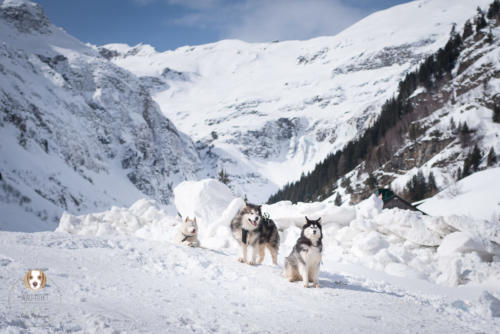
left=24, top=269, right=46, bottom=290
left=242, top=203, right=262, bottom=229
left=183, top=216, right=198, bottom=235
left=302, top=216, right=322, bottom=242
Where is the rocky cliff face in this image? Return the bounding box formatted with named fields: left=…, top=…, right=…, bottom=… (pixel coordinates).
left=0, top=0, right=206, bottom=231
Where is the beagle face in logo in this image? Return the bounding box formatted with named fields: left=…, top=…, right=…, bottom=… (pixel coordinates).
left=24, top=269, right=47, bottom=290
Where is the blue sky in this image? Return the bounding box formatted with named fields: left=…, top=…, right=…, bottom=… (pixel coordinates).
left=36, top=0, right=411, bottom=51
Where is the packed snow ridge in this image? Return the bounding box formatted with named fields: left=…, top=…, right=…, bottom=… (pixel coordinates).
left=58, top=178, right=500, bottom=289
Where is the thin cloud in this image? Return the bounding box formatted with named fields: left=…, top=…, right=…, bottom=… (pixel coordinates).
left=167, top=0, right=366, bottom=42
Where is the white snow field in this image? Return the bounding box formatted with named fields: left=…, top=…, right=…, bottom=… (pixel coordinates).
left=420, top=167, right=500, bottom=221
left=2, top=179, right=499, bottom=333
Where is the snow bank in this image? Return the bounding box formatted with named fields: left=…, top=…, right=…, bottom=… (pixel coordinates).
left=56, top=180, right=500, bottom=290
left=173, top=179, right=234, bottom=225
left=263, top=200, right=356, bottom=229
left=324, top=195, right=500, bottom=288
left=56, top=199, right=177, bottom=241
left=420, top=167, right=500, bottom=221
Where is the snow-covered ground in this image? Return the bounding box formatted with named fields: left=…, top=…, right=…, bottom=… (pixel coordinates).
left=2, top=179, right=499, bottom=332
left=420, top=167, right=500, bottom=221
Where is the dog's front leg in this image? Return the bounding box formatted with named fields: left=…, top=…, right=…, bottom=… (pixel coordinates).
left=312, top=264, right=320, bottom=288
left=248, top=245, right=258, bottom=265
left=298, top=263, right=309, bottom=288
left=238, top=243, right=248, bottom=263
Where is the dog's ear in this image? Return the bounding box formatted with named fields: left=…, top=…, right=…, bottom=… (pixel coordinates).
left=40, top=271, right=47, bottom=288
left=305, top=216, right=310, bottom=222
left=184, top=216, right=189, bottom=223
left=24, top=270, right=31, bottom=289
left=193, top=217, right=197, bottom=223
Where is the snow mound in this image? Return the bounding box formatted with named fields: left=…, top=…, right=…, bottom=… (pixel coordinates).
left=420, top=167, right=500, bottom=221
left=263, top=200, right=356, bottom=229
left=174, top=179, right=235, bottom=225
left=56, top=182, right=500, bottom=289
left=56, top=199, right=177, bottom=241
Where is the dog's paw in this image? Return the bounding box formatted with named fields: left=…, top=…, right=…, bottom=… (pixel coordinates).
left=248, top=260, right=256, bottom=265
left=313, top=283, right=320, bottom=288
left=303, top=283, right=310, bottom=288
left=237, top=257, right=246, bottom=263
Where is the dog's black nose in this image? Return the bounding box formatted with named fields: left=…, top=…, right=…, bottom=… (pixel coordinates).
left=33, top=282, right=38, bottom=287
left=313, top=230, right=316, bottom=234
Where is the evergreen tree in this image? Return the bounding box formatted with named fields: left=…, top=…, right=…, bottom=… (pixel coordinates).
left=487, top=28, right=494, bottom=44
left=487, top=0, right=500, bottom=20
left=218, top=168, right=230, bottom=185
left=462, top=156, right=472, bottom=179
left=450, top=117, right=456, bottom=131
left=427, top=171, right=438, bottom=196
left=470, top=144, right=483, bottom=171
left=406, top=170, right=428, bottom=201
left=487, top=147, right=497, bottom=166
left=459, top=122, right=472, bottom=146
left=493, top=105, right=500, bottom=123
left=475, top=7, right=487, bottom=32
left=463, top=20, right=473, bottom=39
left=334, top=193, right=342, bottom=206
left=365, top=173, right=377, bottom=190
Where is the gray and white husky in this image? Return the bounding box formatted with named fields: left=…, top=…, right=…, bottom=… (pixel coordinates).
left=283, top=217, right=323, bottom=288
left=175, top=216, right=200, bottom=247
left=230, top=202, right=279, bottom=265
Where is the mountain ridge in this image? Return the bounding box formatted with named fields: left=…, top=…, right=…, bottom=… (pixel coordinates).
left=102, top=0, right=491, bottom=202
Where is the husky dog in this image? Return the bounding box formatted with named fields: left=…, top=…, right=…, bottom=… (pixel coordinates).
left=175, top=216, right=200, bottom=247
left=283, top=217, right=323, bottom=288
left=230, top=202, right=279, bottom=265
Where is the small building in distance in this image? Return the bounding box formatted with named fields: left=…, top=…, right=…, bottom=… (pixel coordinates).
left=375, top=188, right=427, bottom=215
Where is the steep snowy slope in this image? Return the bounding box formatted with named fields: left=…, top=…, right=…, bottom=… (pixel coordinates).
left=420, top=167, right=500, bottom=220
left=102, top=0, right=492, bottom=201
left=329, top=12, right=500, bottom=207
left=0, top=0, right=206, bottom=231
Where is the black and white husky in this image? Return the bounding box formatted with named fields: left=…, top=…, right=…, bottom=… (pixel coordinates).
left=230, top=202, right=279, bottom=265
left=283, top=217, right=323, bottom=288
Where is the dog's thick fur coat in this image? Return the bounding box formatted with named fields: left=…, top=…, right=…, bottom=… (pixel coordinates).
left=230, top=202, right=279, bottom=265
left=284, top=217, right=323, bottom=288
left=175, top=216, right=200, bottom=247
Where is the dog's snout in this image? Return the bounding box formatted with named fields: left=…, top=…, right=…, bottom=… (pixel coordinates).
left=313, top=230, right=316, bottom=234
left=32, top=282, right=38, bottom=287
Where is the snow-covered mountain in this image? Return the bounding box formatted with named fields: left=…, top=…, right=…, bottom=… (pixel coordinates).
left=325, top=8, right=500, bottom=208
left=0, top=0, right=208, bottom=231
left=101, top=0, right=492, bottom=202
left=0, top=0, right=493, bottom=232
